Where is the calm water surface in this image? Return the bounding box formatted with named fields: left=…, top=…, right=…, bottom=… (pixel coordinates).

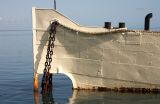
left=0, top=31, right=160, bottom=104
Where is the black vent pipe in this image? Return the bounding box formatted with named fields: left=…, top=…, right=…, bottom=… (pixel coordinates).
left=144, top=13, right=153, bottom=31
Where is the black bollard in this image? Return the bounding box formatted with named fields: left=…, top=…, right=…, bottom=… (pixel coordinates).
left=104, top=22, right=111, bottom=29
left=144, top=13, right=153, bottom=31
left=119, top=22, right=125, bottom=28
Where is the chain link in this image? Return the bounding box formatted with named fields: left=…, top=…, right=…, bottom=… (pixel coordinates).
left=41, top=21, right=58, bottom=93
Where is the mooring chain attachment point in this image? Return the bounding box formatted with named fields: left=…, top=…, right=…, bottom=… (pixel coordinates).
left=41, top=21, right=59, bottom=94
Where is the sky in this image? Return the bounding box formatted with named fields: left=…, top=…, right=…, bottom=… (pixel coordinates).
left=0, top=0, right=160, bottom=30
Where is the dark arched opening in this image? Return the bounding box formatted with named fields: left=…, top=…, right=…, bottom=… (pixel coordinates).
left=37, top=73, right=73, bottom=104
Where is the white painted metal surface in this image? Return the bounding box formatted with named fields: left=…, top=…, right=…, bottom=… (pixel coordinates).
left=32, top=7, right=160, bottom=90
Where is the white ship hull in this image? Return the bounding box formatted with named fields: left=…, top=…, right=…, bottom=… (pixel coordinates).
left=32, top=8, right=160, bottom=91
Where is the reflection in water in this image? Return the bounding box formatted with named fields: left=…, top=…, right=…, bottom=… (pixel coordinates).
left=34, top=91, right=39, bottom=104
left=33, top=74, right=160, bottom=104
left=34, top=74, right=73, bottom=104
left=34, top=89, right=160, bottom=104
left=42, top=88, right=54, bottom=104
left=69, top=90, right=160, bottom=104
left=34, top=88, right=54, bottom=104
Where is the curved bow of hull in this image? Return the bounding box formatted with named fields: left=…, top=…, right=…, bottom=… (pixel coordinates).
left=32, top=7, right=160, bottom=91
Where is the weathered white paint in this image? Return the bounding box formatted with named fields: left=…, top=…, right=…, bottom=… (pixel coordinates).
left=32, top=7, right=160, bottom=90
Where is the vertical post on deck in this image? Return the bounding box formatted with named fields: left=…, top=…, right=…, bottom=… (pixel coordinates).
left=34, top=73, right=39, bottom=92
left=54, top=0, right=56, bottom=10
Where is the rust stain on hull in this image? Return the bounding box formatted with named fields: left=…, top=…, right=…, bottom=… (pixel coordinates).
left=74, top=87, right=160, bottom=94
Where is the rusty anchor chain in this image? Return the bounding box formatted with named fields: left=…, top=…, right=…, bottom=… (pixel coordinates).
left=41, top=21, right=58, bottom=93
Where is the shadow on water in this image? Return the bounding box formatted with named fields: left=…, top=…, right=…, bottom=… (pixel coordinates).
left=34, top=74, right=160, bottom=104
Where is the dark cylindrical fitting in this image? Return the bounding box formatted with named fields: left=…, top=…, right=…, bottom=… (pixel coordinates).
left=54, top=0, right=56, bottom=10
left=144, top=13, right=153, bottom=31
left=119, top=22, right=125, bottom=28
left=104, top=22, right=111, bottom=29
